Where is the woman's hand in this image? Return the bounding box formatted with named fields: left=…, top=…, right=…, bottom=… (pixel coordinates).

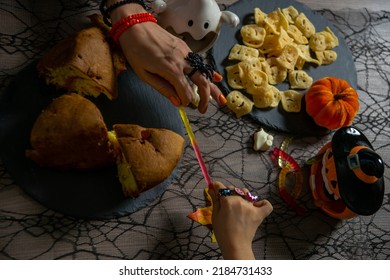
left=109, top=3, right=225, bottom=113
left=209, top=181, right=273, bottom=260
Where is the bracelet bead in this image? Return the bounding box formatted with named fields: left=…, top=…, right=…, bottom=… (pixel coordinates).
left=109, top=13, right=157, bottom=44
left=100, top=0, right=147, bottom=26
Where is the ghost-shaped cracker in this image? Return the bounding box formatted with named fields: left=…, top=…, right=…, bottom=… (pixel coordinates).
left=315, top=50, right=338, bottom=65
left=226, top=90, right=253, bottom=118
left=253, top=128, right=274, bottom=151
left=288, top=70, right=313, bottom=89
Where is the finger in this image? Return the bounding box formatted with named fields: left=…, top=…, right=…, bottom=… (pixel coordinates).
left=209, top=83, right=227, bottom=106
left=143, top=71, right=192, bottom=107
left=208, top=183, right=216, bottom=201
left=161, top=69, right=195, bottom=106
left=146, top=59, right=193, bottom=105
left=188, top=72, right=227, bottom=110
left=218, top=185, right=238, bottom=204
left=209, top=181, right=226, bottom=211
left=254, top=199, right=273, bottom=216
left=170, top=74, right=196, bottom=106
left=190, top=72, right=210, bottom=114
left=238, top=188, right=262, bottom=204
left=183, top=52, right=216, bottom=113
left=210, top=181, right=226, bottom=194
left=212, top=71, right=223, bottom=83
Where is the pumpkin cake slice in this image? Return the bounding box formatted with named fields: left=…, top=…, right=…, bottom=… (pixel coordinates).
left=111, top=124, right=185, bottom=198
left=26, top=93, right=119, bottom=169
left=37, top=27, right=117, bottom=100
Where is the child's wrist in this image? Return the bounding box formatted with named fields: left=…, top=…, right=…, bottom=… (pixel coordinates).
left=220, top=242, right=255, bottom=260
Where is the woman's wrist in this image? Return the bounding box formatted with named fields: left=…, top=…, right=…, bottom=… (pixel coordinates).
left=103, top=0, right=147, bottom=25
left=110, top=4, right=147, bottom=24
left=109, top=12, right=157, bottom=44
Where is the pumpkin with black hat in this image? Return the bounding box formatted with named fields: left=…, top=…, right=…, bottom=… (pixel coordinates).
left=309, top=126, right=385, bottom=219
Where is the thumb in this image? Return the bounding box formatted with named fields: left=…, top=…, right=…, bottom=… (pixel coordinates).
left=253, top=199, right=273, bottom=217
left=209, top=181, right=225, bottom=211
left=208, top=182, right=219, bottom=204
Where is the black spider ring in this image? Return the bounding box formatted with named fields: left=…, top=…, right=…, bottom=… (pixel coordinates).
left=185, top=52, right=213, bottom=81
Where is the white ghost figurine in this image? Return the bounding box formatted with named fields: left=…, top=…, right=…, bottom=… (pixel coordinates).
left=152, top=0, right=239, bottom=53
left=253, top=128, right=274, bottom=152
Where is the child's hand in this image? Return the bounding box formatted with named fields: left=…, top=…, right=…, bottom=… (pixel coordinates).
left=209, top=181, right=273, bottom=259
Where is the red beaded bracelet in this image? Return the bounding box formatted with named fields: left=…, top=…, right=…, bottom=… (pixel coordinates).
left=109, top=12, right=157, bottom=44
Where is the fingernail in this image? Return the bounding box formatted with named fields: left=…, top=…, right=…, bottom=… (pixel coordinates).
left=255, top=200, right=266, bottom=207
left=199, top=105, right=207, bottom=114
left=218, top=94, right=227, bottom=105
left=169, top=96, right=181, bottom=107
left=213, top=72, right=223, bottom=83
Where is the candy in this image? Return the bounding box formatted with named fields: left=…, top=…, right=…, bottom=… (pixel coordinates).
left=253, top=128, right=274, bottom=151
left=273, top=146, right=300, bottom=171
left=273, top=145, right=306, bottom=215
left=278, top=166, right=306, bottom=215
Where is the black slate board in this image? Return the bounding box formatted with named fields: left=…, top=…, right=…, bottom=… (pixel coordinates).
left=212, top=0, right=357, bottom=136
left=0, top=62, right=184, bottom=219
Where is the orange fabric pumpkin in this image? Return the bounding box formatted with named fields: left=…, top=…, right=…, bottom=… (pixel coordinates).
left=305, top=77, right=359, bottom=130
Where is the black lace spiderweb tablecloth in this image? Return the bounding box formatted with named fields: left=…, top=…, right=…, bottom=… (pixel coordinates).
left=0, top=1, right=389, bottom=259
